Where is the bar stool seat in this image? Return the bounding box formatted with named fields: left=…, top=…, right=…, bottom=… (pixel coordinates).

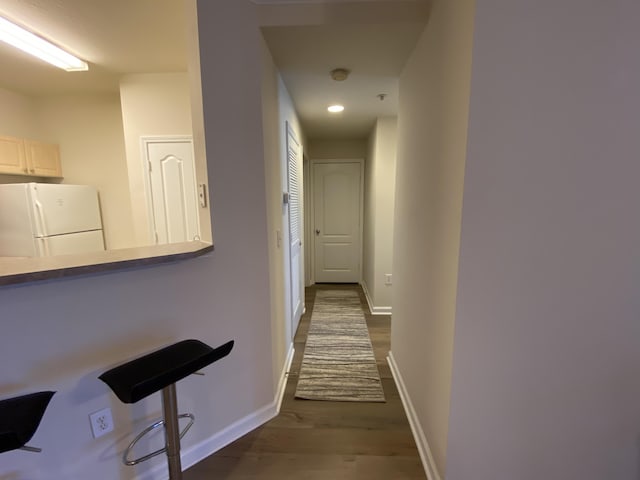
left=99, top=339, right=234, bottom=480
left=99, top=339, right=234, bottom=404
left=0, top=391, right=55, bottom=454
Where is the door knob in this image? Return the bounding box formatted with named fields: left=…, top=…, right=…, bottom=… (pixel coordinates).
left=315, top=229, right=320, bottom=235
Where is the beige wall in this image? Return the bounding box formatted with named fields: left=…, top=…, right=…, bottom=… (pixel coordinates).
left=37, top=94, right=135, bottom=250
left=446, top=0, right=640, bottom=478
left=0, top=2, right=282, bottom=479
left=363, top=117, right=397, bottom=312
left=0, top=87, right=41, bottom=138
left=185, top=0, right=213, bottom=247
left=390, top=0, right=475, bottom=475
left=119, top=72, right=202, bottom=246
left=307, top=138, right=367, bottom=159
left=0, top=88, right=135, bottom=249
left=0, top=87, right=42, bottom=184
left=261, top=37, right=288, bottom=389
left=263, top=36, right=306, bottom=384
left=262, top=34, right=307, bottom=389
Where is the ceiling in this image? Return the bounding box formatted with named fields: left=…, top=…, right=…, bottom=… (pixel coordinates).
left=262, top=23, right=424, bottom=140
left=258, top=0, right=430, bottom=139
left=0, top=0, right=429, bottom=141
left=0, top=0, right=187, bottom=95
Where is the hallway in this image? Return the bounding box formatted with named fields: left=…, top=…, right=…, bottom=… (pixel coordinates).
left=184, top=284, right=425, bottom=479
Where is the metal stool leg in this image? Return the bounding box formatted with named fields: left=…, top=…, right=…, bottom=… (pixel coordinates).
left=162, top=384, right=182, bottom=480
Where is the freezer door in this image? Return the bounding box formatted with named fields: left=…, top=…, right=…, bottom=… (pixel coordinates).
left=29, top=183, right=102, bottom=237
left=37, top=230, right=105, bottom=257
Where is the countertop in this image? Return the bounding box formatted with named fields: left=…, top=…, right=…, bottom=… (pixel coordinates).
left=0, top=241, right=213, bottom=286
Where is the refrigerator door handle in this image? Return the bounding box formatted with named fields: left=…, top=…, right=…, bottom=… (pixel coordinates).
left=38, top=238, right=51, bottom=257
left=34, top=199, right=48, bottom=237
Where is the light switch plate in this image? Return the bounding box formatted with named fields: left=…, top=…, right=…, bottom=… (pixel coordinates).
left=198, top=183, right=207, bottom=208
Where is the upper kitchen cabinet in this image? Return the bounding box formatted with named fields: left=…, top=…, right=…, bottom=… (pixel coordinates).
left=0, top=135, right=62, bottom=178
left=0, top=135, right=28, bottom=175
left=24, top=140, right=62, bottom=177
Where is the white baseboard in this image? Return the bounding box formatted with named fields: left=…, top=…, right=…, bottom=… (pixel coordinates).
left=371, top=305, right=392, bottom=315
left=276, top=343, right=295, bottom=411
left=387, top=351, right=441, bottom=480
left=136, top=343, right=295, bottom=480
left=361, top=281, right=392, bottom=315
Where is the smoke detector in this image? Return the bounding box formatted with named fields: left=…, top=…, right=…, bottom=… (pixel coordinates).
left=330, top=68, right=350, bottom=81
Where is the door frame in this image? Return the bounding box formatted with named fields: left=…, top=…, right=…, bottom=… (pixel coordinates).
left=140, top=135, right=198, bottom=244
left=309, top=158, right=365, bottom=284
left=303, top=154, right=313, bottom=286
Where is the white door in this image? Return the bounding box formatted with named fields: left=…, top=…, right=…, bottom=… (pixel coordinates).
left=313, top=161, right=362, bottom=283
left=144, top=137, right=200, bottom=245
left=286, top=125, right=304, bottom=335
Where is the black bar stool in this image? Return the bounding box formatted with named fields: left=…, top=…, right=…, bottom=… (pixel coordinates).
left=99, top=339, right=234, bottom=479
left=0, top=391, right=55, bottom=454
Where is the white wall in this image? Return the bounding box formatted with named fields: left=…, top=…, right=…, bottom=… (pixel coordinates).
left=363, top=117, right=397, bottom=313
left=37, top=94, right=135, bottom=250
left=446, top=1, right=640, bottom=478
left=390, top=0, right=475, bottom=476
left=0, top=1, right=283, bottom=479
left=119, top=73, right=201, bottom=246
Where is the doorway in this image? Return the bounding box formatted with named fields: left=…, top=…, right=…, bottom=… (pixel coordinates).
left=312, top=160, right=363, bottom=283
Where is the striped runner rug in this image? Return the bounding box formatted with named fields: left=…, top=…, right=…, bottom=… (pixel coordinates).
left=294, top=290, right=386, bottom=402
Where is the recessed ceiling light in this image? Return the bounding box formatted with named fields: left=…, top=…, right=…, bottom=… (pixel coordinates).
left=0, top=16, right=88, bottom=71
left=328, top=105, right=345, bottom=113
left=330, top=68, right=350, bottom=82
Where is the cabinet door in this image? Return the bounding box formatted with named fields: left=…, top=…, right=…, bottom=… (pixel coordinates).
left=0, top=135, right=28, bottom=175
left=25, top=140, right=62, bottom=177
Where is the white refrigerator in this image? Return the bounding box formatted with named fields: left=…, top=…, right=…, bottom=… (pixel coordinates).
left=0, top=183, right=105, bottom=257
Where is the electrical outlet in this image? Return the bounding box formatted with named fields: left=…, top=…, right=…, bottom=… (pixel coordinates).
left=89, top=407, right=114, bottom=438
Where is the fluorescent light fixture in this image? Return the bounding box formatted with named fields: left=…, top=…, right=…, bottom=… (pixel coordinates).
left=0, top=16, right=88, bottom=71
left=328, top=105, right=344, bottom=113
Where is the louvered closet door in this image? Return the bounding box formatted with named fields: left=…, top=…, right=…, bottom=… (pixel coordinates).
left=287, top=124, right=303, bottom=334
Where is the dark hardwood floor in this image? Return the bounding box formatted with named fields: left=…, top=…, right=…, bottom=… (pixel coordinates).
left=184, top=284, right=426, bottom=479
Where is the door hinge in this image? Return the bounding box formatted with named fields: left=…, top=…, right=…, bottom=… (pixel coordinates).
left=154, top=231, right=159, bottom=244
left=148, top=161, right=152, bottom=172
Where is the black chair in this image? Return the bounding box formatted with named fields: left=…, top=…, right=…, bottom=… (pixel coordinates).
left=99, top=339, right=234, bottom=480
left=0, top=391, right=55, bottom=454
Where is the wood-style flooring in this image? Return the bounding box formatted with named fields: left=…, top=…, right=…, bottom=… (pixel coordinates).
left=184, top=284, right=426, bottom=479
